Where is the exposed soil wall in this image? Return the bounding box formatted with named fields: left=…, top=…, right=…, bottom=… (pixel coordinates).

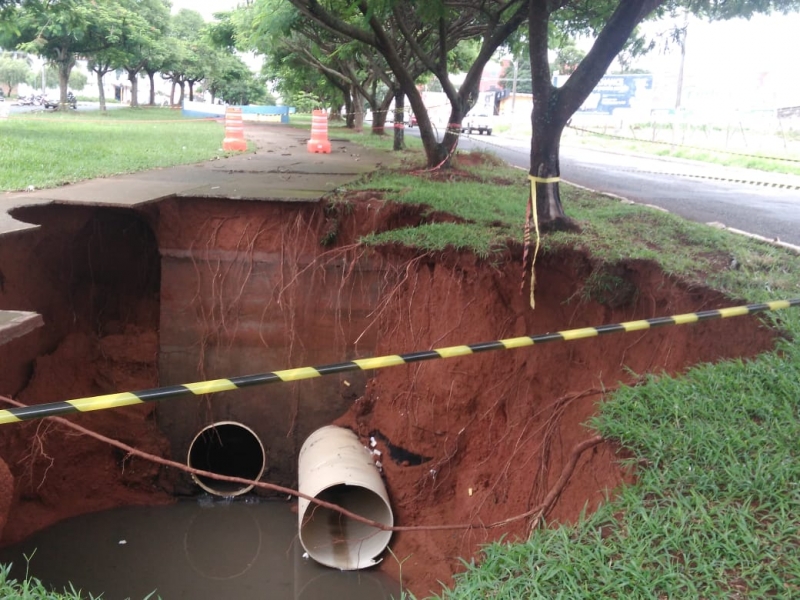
left=0, top=197, right=778, bottom=596
left=0, top=206, right=172, bottom=544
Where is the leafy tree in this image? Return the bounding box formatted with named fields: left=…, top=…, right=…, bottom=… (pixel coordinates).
left=68, top=67, right=87, bottom=91
left=114, top=0, right=170, bottom=108
left=238, top=3, right=343, bottom=114
left=203, top=50, right=266, bottom=105
left=161, top=9, right=209, bottom=105
left=551, top=40, right=586, bottom=76
left=527, top=0, right=800, bottom=230
left=10, top=0, right=141, bottom=110
left=87, top=55, right=118, bottom=110
left=285, top=0, right=529, bottom=167
left=0, top=55, right=30, bottom=96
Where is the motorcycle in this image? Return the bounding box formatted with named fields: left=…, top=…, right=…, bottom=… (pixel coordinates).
left=44, top=91, right=77, bottom=110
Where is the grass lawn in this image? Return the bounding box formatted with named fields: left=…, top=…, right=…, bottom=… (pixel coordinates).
left=3, top=113, right=800, bottom=599
left=0, top=108, right=235, bottom=192
left=561, top=124, right=800, bottom=177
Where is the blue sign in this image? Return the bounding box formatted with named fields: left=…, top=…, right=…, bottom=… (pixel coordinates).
left=554, top=73, right=653, bottom=115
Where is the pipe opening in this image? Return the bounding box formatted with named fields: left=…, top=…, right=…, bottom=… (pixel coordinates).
left=301, top=484, right=393, bottom=569
left=298, top=426, right=393, bottom=570
left=188, top=421, right=266, bottom=496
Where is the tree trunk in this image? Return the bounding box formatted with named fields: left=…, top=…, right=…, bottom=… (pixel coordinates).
left=128, top=71, right=139, bottom=107
left=178, top=81, right=185, bottom=105
left=530, top=110, right=575, bottom=230
left=56, top=53, right=74, bottom=112
left=97, top=71, right=106, bottom=111
left=344, top=94, right=355, bottom=128
left=528, top=0, right=662, bottom=227
left=353, top=93, right=365, bottom=129
left=170, top=81, right=176, bottom=105
left=372, top=109, right=387, bottom=135
left=147, top=71, right=156, bottom=105
left=392, top=87, right=405, bottom=151
left=188, top=82, right=194, bottom=101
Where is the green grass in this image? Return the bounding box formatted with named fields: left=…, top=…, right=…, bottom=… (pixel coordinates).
left=0, top=561, right=97, bottom=600
left=563, top=126, right=800, bottom=176
left=0, top=108, right=236, bottom=191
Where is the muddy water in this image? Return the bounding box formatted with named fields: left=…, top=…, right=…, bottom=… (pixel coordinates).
left=0, top=497, right=399, bottom=600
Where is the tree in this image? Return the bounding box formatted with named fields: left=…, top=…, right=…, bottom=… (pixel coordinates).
left=114, top=0, right=170, bottom=108
left=68, top=67, right=87, bottom=91
left=526, top=0, right=800, bottom=230
left=0, top=55, right=30, bottom=96
left=284, top=0, right=529, bottom=167
left=161, top=9, right=208, bottom=105
left=237, top=3, right=348, bottom=116
left=11, top=0, right=140, bottom=110
left=87, top=55, right=118, bottom=110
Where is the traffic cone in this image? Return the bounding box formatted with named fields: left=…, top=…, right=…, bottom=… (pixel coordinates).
left=307, top=109, right=331, bottom=154
left=222, top=106, right=247, bottom=152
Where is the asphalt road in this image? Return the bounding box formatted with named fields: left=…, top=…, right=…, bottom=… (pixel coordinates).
left=4, top=101, right=124, bottom=114
left=419, top=129, right=800, bottom=248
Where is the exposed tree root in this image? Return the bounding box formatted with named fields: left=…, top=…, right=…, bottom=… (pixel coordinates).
left=0, top=394, right=603, bottom=535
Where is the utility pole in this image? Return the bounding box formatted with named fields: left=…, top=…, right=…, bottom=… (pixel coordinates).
left=511, top=60, right=518, bottom=114
left=675, top=11, right=689, bottom=109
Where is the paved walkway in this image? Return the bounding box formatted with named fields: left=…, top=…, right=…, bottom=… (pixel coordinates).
left=0, top=122, right=396, bottom=344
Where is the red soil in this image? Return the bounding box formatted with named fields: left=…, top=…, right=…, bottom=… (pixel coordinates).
left=0, top=195, right=777, bottom=597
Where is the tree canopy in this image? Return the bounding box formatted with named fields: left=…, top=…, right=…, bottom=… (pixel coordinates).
left=283, top=0, right=529, bottom=166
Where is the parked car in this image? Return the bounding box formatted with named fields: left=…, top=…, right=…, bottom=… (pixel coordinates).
left=44, top=91, right=77, bottom=110
left=464, top=111, right=493, bottom=135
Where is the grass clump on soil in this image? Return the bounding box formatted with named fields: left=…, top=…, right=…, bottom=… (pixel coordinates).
left=323, top=132, right=800, bottom=599
left=0, top=108, right=235, bottom=192
left=0, top=562, right=98, bottom=600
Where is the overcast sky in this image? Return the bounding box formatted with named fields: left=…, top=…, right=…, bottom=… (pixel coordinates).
left=170, top=0, right=240, bottom=21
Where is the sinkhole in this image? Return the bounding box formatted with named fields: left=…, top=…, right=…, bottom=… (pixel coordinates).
left=0, top=197, right=778, bottom=597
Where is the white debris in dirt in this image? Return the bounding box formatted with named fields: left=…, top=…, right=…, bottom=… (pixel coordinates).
left=370, top=436, right=377, bottom=448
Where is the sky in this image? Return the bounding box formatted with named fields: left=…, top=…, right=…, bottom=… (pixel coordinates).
left=170, top=0, right=241, bottom=21
left=633, top=12, right=800, bottom=109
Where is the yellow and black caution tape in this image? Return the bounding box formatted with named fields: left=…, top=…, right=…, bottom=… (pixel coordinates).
left=1, top=299, right=798, bottom=426
left=525, top=175, right=561, bottom=308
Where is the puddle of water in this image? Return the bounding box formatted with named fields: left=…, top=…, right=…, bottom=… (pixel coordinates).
left=0, top=497, right=400, bottom=600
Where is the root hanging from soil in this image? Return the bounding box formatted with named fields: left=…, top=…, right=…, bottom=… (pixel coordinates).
left=0, top=395, right=603, bottom=535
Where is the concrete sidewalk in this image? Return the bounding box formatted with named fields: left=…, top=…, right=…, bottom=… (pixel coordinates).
left=0, top=121, right=396, bottom=343
left=0, top=122, right=395, bottom=236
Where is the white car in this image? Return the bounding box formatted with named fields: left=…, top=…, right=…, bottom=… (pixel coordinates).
left=464, top=111, right=493, bottom=135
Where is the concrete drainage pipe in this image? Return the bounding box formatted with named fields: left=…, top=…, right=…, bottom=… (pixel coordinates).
left=187, top=421, right=266, bottom=497
left=298, top=425, right=393, bottom=570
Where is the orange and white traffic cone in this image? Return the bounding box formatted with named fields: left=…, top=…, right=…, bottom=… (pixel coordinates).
left=222, top=106, right=247, bottom=152
left=307, top=109, right=331, bottom=154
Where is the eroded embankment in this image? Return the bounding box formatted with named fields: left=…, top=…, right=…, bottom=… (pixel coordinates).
left=0, top=196, right=777, bottom=596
